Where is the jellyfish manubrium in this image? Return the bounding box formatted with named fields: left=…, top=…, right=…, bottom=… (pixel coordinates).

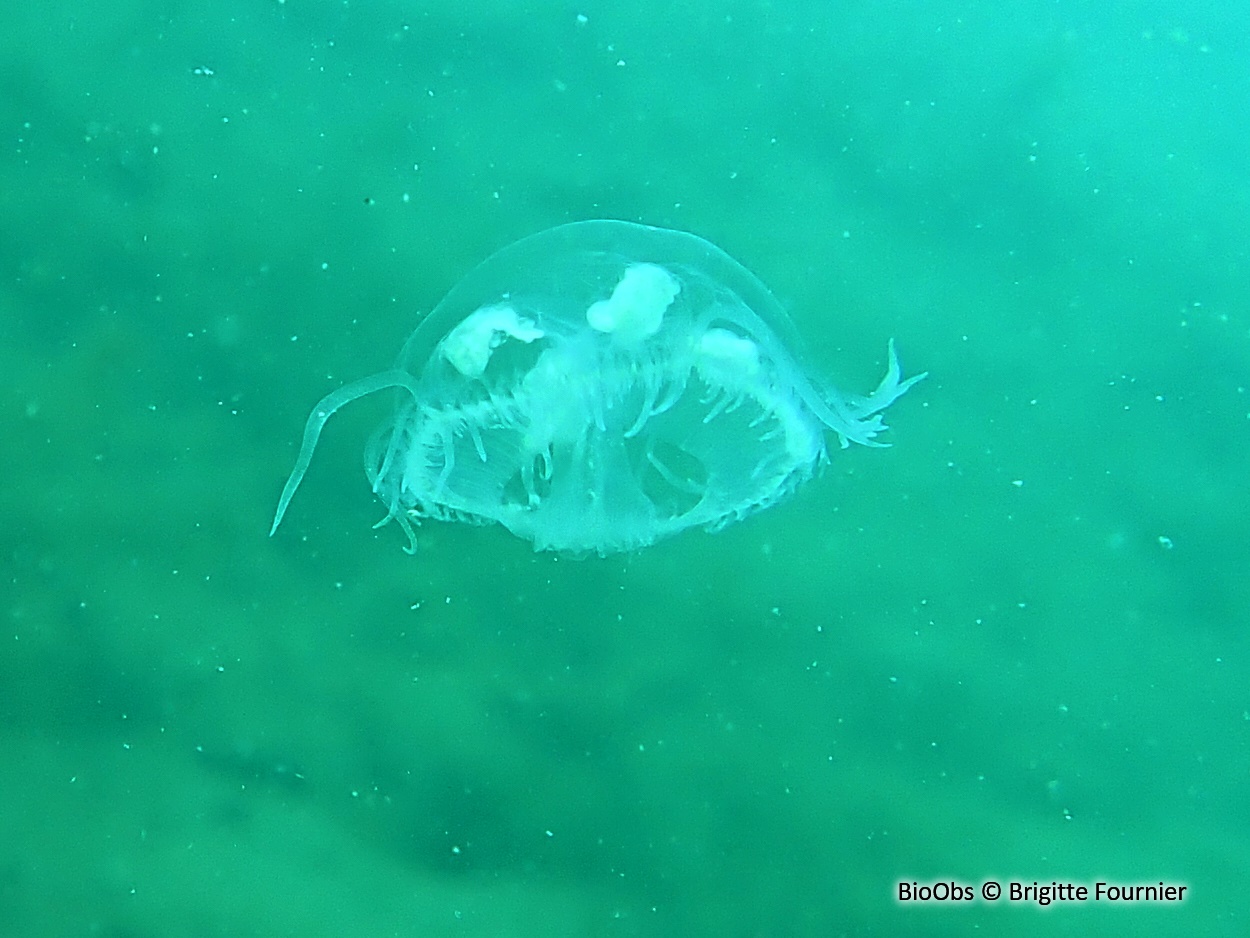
left=270, top=220, right=925, bottom=555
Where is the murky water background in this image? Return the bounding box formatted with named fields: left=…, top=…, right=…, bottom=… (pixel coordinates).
left=2, top=2, right=1246, bottom=935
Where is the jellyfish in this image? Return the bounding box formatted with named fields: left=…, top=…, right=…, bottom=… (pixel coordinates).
left=270, top=220, right=925, bottom=555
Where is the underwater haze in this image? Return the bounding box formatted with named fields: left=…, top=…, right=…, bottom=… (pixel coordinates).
left=2, top=1, right=1247, bottom=936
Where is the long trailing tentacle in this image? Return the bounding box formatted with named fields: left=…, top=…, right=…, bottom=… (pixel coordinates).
left=269, top=369, right=424, bottom=536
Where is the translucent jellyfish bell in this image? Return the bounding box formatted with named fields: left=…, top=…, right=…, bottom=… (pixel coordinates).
left=270, top=220, right=925, bottom=555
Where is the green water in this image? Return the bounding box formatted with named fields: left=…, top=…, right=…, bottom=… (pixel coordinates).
left=2, top=1, right=1246, bottom=935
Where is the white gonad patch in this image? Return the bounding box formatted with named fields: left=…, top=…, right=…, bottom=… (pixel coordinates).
left=269, top=220, right=926, bottom=555
left=585, top=262, right=679, bottom=342
left=695, top=328, right=761, bottom=385
left=441, top=304, right=545, bottom=378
